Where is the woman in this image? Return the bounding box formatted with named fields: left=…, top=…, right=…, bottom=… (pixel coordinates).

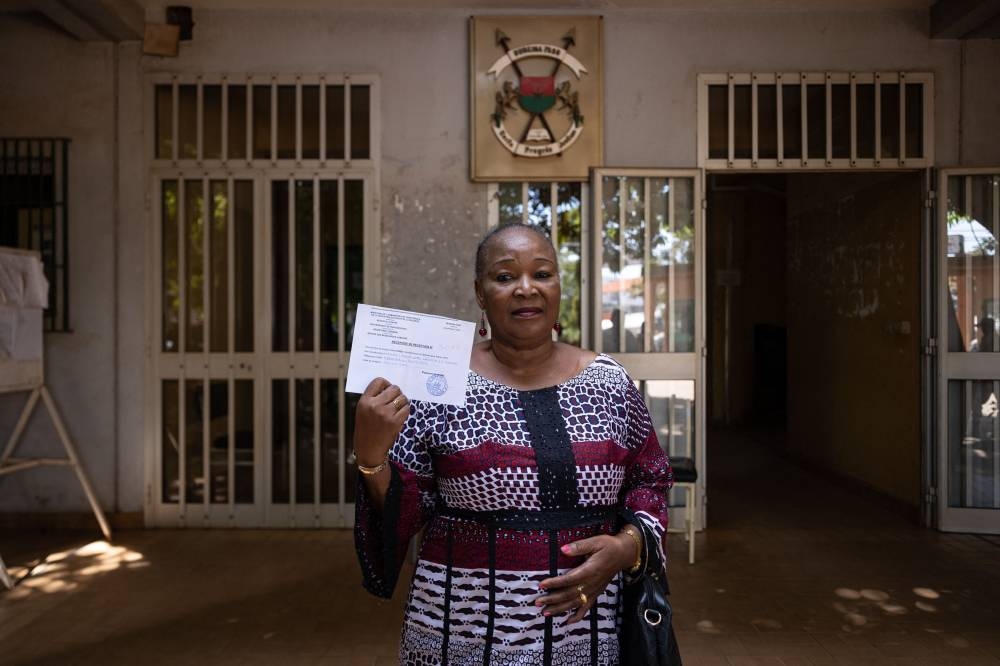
left=354, top=223, right=673, bottom=665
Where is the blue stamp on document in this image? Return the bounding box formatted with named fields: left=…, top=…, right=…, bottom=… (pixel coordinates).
left=425, top=373, right=448, bottom=397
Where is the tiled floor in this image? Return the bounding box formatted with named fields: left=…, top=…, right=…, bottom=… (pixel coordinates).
left=2, top=429, right=999, bottom=665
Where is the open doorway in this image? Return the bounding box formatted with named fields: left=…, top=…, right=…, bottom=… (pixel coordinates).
left=705, top=172, right=923, bottom=526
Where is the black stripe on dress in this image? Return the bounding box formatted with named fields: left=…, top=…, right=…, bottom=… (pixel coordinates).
left=518, top=387, right=579, bottom=510
left=442, top=521, right=454, bottom=665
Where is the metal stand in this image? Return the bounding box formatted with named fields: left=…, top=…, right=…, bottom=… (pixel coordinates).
left=0, top=384, right=112, bottom=588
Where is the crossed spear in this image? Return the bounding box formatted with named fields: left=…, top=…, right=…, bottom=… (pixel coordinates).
left=495, top=28, right=577, bottom=144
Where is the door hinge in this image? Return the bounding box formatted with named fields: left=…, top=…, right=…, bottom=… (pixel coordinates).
left=924, top=189, right=936, bottom=209
left=924, top=485, right=937, bottom=506
left=700, top=346, right=708, bottom=358
left=701, top=198, right=708, bottom=211
left=923, top=337, right=938, bottom=356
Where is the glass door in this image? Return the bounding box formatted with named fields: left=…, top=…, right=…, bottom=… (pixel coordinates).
left=938, top=168, right=1000, bottom=533
left=591, top=168, right=705, bottom=528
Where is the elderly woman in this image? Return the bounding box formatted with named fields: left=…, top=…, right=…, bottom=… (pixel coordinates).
left=354, top=223, right=673, bottom=665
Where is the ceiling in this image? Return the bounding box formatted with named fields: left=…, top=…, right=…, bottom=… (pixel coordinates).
left=930, top=0, right=1000, bottom=37
left=132, top=0, right=934, bottom=10
left=3, top=0, right=998, bottom=40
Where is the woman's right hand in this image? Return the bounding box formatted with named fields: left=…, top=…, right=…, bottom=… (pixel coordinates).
left=353, top=377, right=410, bottom=467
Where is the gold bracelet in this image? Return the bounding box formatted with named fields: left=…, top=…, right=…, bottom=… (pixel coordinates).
left=356, top=453, right=390, bottom=476
left=621, top=525, right=643, bottom=574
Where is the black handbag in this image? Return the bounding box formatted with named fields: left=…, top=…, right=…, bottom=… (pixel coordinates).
left=619, top=526, right=682, bottom=666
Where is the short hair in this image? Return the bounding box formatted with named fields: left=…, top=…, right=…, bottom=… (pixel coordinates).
left=474, top=222, right=555, bottom=281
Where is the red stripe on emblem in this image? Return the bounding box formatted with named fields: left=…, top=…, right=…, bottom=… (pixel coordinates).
left=519, top=76, right=555, bottom=96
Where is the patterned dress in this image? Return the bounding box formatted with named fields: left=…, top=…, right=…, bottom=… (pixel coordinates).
left=355, top=354, right=673, bottom=666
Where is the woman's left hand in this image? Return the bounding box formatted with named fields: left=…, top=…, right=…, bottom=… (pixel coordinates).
left=536, top=534, right=634, bottom=624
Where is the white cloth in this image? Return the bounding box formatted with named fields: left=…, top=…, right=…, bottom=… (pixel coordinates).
left=0, top=249, right=48, bottom=309
left=0, top=306, right=42, bottom=361
left=0, top=249, right=47, bottom=362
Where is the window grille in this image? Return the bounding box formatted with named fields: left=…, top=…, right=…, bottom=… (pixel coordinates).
left=488, top=182, right=588, bottom=348
left=0, top=137, right=70, bottom=332
left=152, top=75, right=374, bottom=165
left=698, top=72, right=933, bottom=170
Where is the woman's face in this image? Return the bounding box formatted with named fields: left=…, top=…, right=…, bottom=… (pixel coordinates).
left=476, top=228, right=560, bottom=346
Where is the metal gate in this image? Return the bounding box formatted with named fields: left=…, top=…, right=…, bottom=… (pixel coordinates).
left=145, top=74, right=379, bottom=527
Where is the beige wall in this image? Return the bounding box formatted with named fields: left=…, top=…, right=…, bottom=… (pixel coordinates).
left=0, top=15, right=121, bottom=512
left=786, top=173, right=922, bottom=507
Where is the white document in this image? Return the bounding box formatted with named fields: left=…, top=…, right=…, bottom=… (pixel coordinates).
left=346, top=304, right=475, bottom=407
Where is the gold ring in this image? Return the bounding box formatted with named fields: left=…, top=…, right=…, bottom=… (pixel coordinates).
left=392, top=397, right=402, bottom=409
left=577, top=585, right=588, bottom=607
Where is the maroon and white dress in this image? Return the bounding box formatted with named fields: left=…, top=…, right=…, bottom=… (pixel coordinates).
left=355, top=354, right=673, bottom=666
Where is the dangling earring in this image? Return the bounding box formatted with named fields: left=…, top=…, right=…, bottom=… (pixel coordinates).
left=553, top=321, right=562, bottom=336
left=479, top=311, right=488, bottom=337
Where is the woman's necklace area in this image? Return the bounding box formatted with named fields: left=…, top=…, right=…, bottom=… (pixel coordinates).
left=487, top=343, right=579, bottom=390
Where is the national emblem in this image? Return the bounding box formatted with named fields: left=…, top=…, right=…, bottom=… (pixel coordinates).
left=488, top=28, right=587, bottom=158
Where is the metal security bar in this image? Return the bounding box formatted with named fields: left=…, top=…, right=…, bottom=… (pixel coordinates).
left=151, top=74, right=376, bottom=167
left=0, top=138, right=70, bottom=332
left=698, top=72, right=934, bottom=170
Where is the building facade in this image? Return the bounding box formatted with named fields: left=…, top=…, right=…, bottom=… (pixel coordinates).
left=1, top=1, right=999, bottom=534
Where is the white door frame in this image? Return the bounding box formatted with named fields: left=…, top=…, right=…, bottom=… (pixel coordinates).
left=922, top=167, right=936, bottom=528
